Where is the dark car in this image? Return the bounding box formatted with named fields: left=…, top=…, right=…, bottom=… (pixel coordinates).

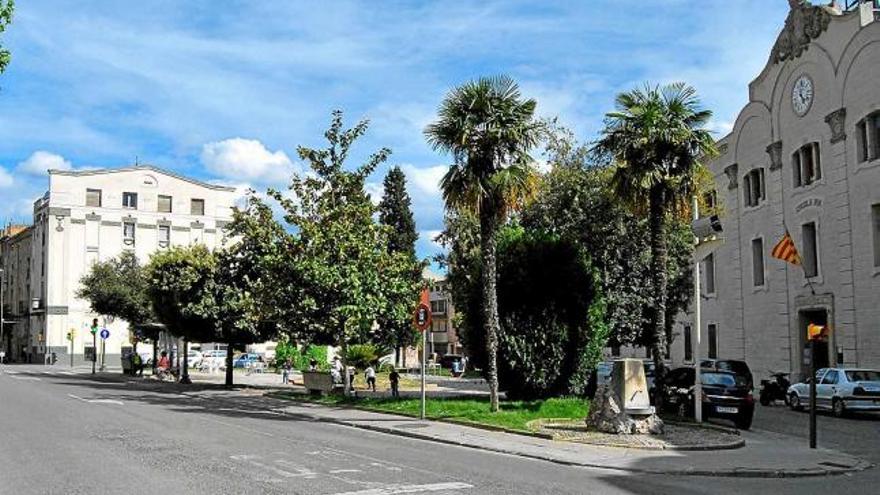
left=660, top=367, right=755, bottom=430
left=701, top=359, right=754, bottom=390
left=439, top=354, right=463, bottom=369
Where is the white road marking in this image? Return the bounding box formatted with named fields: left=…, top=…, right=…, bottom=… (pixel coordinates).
left=273, top=459, right=319, bottom=479
left=58, top=371, right=75, bottom=375
left=67, top=394, right=124, bottom=405
left=229, top=454, right=305, bottom=479
left=329, top=482, right=473, bottom=495
left=11, top=376, right=41, bottom=381
left=3, top=370, right=20, bottom=374
left=42, top=371, right=54, bottom=375
left=329, top=469, right=362, bottom=474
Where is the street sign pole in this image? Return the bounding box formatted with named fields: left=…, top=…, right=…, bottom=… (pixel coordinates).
left=809, top=339, right=817, bottom=449
left=421, top=327, right=426, bottom=420
left=90, top=318, right=98, bottom=374
left=692, top=196, right=703, bottom=424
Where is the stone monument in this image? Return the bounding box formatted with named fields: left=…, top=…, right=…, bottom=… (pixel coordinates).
left=586, top=358, right=663, bottom=435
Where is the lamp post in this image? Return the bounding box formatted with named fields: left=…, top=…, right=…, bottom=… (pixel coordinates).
left=691, top=197, right=724, bottom=423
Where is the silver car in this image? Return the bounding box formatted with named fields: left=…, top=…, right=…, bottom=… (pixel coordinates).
left=787, top=368, right=880, bottom=417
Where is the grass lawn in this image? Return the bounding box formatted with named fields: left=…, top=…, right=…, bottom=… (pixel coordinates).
left=275, top=393, right=589, bottom=432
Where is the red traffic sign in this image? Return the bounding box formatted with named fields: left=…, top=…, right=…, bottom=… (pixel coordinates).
left=414, top=303, right=431, bottom=332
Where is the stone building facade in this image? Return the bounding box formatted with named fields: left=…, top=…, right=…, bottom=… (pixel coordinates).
left=668, top=2, right=880, bottom=379
left=1, top=166, right=237, bottom=364
left=1, top=225, right=34, bottom=361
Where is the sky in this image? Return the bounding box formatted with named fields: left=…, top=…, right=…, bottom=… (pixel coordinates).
left=0, top=0, right=792, bottom=262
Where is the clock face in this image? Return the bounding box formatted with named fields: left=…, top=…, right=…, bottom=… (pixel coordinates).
left=792, top=75, right=813, bottom=117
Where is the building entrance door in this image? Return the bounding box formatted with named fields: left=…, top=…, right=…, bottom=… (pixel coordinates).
left=799, top=309, right=829, bottom=376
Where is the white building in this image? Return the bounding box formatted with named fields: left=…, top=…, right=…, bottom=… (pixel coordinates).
left=6, top=165, right=237, bottom=364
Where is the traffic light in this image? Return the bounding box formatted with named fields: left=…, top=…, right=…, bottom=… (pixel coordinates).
left=807, top=323, right=828, bottom=341
left=90, top=318, right=99, bottom=335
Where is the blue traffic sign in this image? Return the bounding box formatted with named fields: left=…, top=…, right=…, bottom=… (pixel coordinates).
left=99, top=328, right=110, bottom=340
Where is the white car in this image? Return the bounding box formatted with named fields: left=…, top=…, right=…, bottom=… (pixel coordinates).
left=788, top=368, right=880, bottom=417
left=198, top=350, right=228, bottom=371
left=186, top=350, right=203, bottom=369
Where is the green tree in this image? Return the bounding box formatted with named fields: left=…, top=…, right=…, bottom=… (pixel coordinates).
left=0, top=1, right=14, bottom=76
left=425, top=75, right=543, bottom=412
left=77, top=251, right=156, bottom=351
left=267, top=110, right=421, bottom=394
left=592, top=83, right=716, bottom=382
left=377, top=166, right=421, bottom=364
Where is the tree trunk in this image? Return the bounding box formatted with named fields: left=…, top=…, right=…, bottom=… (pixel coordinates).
left=152, top=340, right=158, bottom=375
left=180, top=338, right=191, bottom=384
left=480, top=205, right=501, bottom=413
left=341, top=337, right=350, bottom=396
left=225, top=344, right=234, bottom=387
left=648, top=187, right=668, bottom=393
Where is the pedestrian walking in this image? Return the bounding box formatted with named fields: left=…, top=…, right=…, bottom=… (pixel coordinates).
left=132, top=352, right=143, bottom=377
left=365, top=364, right=376, bottom=392
left=281, top=358, right=292, bottom=385
left=389, top=369, right=400, bottom=398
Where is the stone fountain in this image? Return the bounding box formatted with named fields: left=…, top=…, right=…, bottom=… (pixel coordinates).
left=586, top=358, right=664, bottom=435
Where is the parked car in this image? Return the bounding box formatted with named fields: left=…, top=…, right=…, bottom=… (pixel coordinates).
left=701, top=359, right=754, bottom=390
left=660, top=367, right=755, bottom=430
left=198, top=350, right=228, bottom=370
left=787, top=368, right=880, bottom=417
left=232, top=353, right=264, bottom=368
left=186, top=350, right=202, bottom=369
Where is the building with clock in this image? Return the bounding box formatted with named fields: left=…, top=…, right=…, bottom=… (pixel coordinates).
left=667, top=1, right=880, bottom=379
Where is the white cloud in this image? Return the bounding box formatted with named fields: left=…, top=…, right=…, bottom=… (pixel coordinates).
left=0, top=167, right=13, bottom=188
left=402, top=164, right=447, bottom=198
left=16, top=151, right=73, bottom=176
left=421, top=229, right=444, bottom=248
left=365, top=181, right=384, bottom=206
left=200, top=138, right=295, bottom=185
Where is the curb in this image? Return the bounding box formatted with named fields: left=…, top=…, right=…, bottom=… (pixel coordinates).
left=263, top=395, right=871, bottom=479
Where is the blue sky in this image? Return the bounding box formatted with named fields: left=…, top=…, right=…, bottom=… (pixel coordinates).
left=0, top=0, right=791, bottom=261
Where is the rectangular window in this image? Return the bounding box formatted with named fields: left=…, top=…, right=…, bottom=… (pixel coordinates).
left=158, top=195, right=173, bottom=213
left=191, top=198, right=205, bottom=216
left=123, top=222, right=136, bottom=247
left=856, top=120, right=869, bottom=163
left=122, top=192, right=138, bottom=209
left=708, top=324, right=718, bottom=360
left=703, top=190, right=717, bottom=210
left=802, top=222, right=818, bottom=278
left=683, top=325, right=693, bottom=362
left=752, top=238, right=765, bottom=287
left=743, top=169, right=765, bottom=207
left=159, top=225, right=171, bottom=248
left=873, top=114, right=880, bottom=160
left=703, top=253, right=716, bottom=295
left=794, top=143, right=822, bottom=186
left=86, top=189, right=102, bottom=207
left=872, top=204, right=880, bottom=268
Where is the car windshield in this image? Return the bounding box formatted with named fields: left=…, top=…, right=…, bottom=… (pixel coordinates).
left=845, top=370, right=880, bottom=382
left=701, top=372, right=746, bottom=387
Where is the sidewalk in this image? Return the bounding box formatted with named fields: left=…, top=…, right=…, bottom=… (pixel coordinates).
left=189, top=387, right=872, bottom=479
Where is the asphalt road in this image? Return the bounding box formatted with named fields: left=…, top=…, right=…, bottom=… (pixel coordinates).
left=1, top=365, right=878, bottom=495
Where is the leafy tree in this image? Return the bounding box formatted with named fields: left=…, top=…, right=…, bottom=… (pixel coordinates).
left=265, top=110, right=421, bottom=394
left=77, top=251, right=156, bottom=351
left=592, top=83, right=716, bottom=384
left=346, top=343, right=379, bottom=370
left=377, top=166, right=422, bottom=364
left=0, top=1, right=14, bottom=76
left=425, top=75, right=543, bottom=412
left=145, top=245, right=274, bottom=386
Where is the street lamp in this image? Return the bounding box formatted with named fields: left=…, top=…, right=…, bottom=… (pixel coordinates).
left=691, top=197, right=724, bottom=424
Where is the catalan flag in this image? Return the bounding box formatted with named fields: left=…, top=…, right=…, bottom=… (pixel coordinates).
left=772, top=231, right=801, bottom=266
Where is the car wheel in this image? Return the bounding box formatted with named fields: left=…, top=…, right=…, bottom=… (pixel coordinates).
left=789, top=393, right=802, bottom=411
left=832, top=398, right=846, bottom=418
left=734, top=414, right=753, bottom=430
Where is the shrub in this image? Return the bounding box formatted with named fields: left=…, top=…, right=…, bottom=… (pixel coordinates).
left=346, top=344, right=379, bottom=369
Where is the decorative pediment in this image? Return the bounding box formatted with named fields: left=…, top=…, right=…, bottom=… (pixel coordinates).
left=767, top=141, right=784, bottom=171
left=770, top=3, right=835, bottom=64
left=723, top=163, right=739, bottom=190
left=825, top=108, right=847, bottom=143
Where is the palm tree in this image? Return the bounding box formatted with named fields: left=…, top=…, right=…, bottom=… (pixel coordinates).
left=593, top=82, right=716, bottom=384
left=425, top=76, right=542, bottom=412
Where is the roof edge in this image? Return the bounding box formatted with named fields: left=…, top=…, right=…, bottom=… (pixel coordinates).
left=48, top=165, right=237, bottom=192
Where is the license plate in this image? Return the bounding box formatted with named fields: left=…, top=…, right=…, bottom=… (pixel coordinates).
left=716, top=406, right=738, bottom=414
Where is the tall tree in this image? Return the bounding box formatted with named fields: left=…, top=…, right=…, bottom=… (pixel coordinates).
left=77, top=251, right=156, bottom=351
left=377, top=166, right=421, bottom=364
left=425, top=76, right=543, bottom=412
left=268, top=110, right=421, bottom=395
left=0, top=1, right=13, bottom=76
left=593, top=83, right=716, bottom=384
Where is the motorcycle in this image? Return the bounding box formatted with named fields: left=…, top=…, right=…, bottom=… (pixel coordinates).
left=759, top=371, right=791, bottom=406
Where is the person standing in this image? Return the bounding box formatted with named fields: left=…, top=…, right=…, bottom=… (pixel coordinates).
left=281, top=358, right=292, bottom=385
left=389, top=368, right=400, bottom=398
left=365, top=364, right=377, bottom=392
